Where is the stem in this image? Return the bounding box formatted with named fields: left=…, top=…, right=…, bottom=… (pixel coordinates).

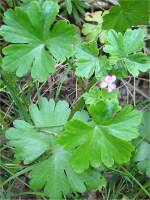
left=1, top=0, right=10, bottom=9
left=36, top=81, right=40, bottom=101
left=135, top=181, right=150, bottom=199
left=12, top=192, right=47, bottom=199
left=0, top=163, right=32, bottom=188
left=70, top=77, right=97, bottom=118
left=122, top=80, right=149, bottom=99
left=121, top=166, right=150, bottom=198
left=0, top=112, right=8, bottom=130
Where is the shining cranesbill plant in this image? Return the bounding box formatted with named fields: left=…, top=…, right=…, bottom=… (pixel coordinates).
left=0, top=0, right=150, bottom=199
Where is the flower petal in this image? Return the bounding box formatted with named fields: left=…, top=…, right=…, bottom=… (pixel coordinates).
left=100, top=81, right=108, bottom=88
left=108, top=86, right=113, bottom=92
left=106, top=75, right=116, bottom=83
left=108, top=83, right=116, bottom=92
left=110, top=83, right=116, bottom=89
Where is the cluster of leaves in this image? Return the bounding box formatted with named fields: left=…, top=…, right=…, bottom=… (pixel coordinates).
left=0, top=0, right=149, bottom=82
left=20, top=0, right=91, bottom=23
left=63, top=0, right=91, bottom=23
left=6, top=97, right=105, bottom=198
left=5, top=95, right=142, bottom=198
left=0, top=0, right=150, bottom=199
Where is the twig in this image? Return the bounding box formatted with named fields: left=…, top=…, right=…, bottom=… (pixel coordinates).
left=122, top=80, right=149, bottom=99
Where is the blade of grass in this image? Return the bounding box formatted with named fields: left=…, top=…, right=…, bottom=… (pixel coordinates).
left=55, top=68, right=70, bottom=99
left=12, top=191, right=48, bottom=199
left=0, top=162, right=32, bottom=189
left=1, top=71, right=31, bottom=122
left=0, top=112, right=8, bottom=130
left=121, top=167, right=150, bottom=198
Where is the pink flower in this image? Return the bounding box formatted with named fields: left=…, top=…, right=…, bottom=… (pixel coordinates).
left=110, top=0, right=118, bottom=4
left=100, top=75, right=116, bottom=92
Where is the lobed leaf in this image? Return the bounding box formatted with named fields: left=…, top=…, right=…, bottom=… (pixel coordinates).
left=5, top=97, right=70, bottom=163
left=75, top=42, right=108, bottom=79
left=6, top=120, right=54, bottom=164
left=59, top=102, right=142, bottom=173
left=135, top=142, right=150, bottom=177
left=83, top=87, right=120, bottom=112
left=82, top=11, right=107, bottom=42
left=103, top=28, right=150, bottom=76
left=29, top=146, right=102, bottom=199
left=102, top=0, right=150, bottom=32
left=29, top=97, right=71, bottom=131
left=0, top=0, right=79, bottom=82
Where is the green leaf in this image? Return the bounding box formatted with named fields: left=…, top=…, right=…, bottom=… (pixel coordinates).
left=46, top=20, right=78, bottom=62
left=5, top=97, right=71, bottom=163
left=0, top=1, right=79, bottom=82
left=135, top=142, right=150, bottom=177
left=134, top=111, right=150, bottom=177
left=2, top=44, right=55, bottom=82
left=82, top=11, right=107, bottom=42
left=29, top=146, right=86, bottom=199
left=1, top=1, right=59, bottom=43
left=29, top=146, right=102, bottom=199
left=139, top=111, right=150, bottom=139
left=5, top=120, right=54, bottom=164
left=29, top=97, right=71, bottom=131
left=75, top=42, right=107, bottom=79
left=102, top=0, right=150, bottom=32
left=81, top=168, right=105, bottom=190
left=5, top=96, right=103, bottom=198
left=59, top=103, right=141, bottom=172
left=65, top=0, right=72, bottom=14
left=104, top=29, right=146, bottom=56
left=83, top=87, right=120, bottom=109
left=123, top=53, right=150, bottom=77
left=103, top=29, right=150, bottom=76
left=72, top=111, right=89, bottom=122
